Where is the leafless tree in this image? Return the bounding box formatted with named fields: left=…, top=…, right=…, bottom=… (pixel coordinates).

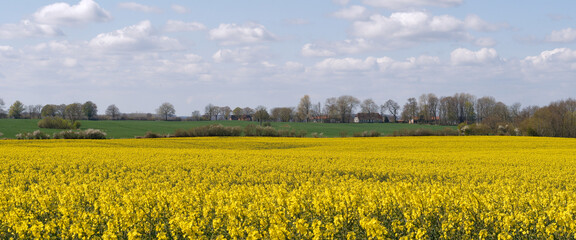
left=204, top=103, right=218, bottom=120
left=220, top=106, right=232, bottom=120
left=297, top=95, right=312, bottom=122
left=382, top=99, right=400, bottom=123
left=156, top=102, right=176, bottom=121
left=106, top=105, right=120, bottom=120
left=336, top=95, right=360, bottom=123
left=401, top=97, right=418, bottom=123
left=476, top=96, right=496, bottom=123
left=324, top=97, right=338, bottom=123
left=360, top=98, right=379, bottom=122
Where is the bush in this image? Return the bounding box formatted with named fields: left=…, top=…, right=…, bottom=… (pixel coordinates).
left=38, top=117, right=79, bottom=129
left=311, top=132, right=324, bottom=138
left=173, top=124, right=306, bottom=138
left=143, top=131, right=164, bottom=138
left=353, top=130, right=381, bottom=137
left=390, top=128, right=459, bottom=137
left=16, top=130, right=51, bottom=140
left=244, top=124, right=257, bottom=136
left=53, top=129, right=107, bottom=139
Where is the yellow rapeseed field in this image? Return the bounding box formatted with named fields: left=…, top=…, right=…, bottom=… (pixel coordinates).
left=1, top=136, right=576, bottom=239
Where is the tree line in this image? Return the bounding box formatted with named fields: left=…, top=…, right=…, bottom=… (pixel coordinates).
left=1, top=93, right=575, bottom=137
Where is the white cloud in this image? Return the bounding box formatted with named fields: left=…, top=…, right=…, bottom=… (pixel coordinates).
left=33, top=0, right=112, bottom=26
left=315, top=57, right=377, bottom=72
left=209, top=23, right=276, bottom=45
left=164, top=20, right=206, bottom=32
left=474, top=37, right=497, bottom=47
left=362, top=0, right=462, bottom=10
left=212, top=47, right=268, bottom=64
left=547, top=28, right=576, bottom=43
left=450, top=48, right=500, bottom=65
left=332, top=5, right=368, bottom=20
left=464, top=14, right=503, bottom=31
left=89, top=21, right=183, bottom=52
left=284, top=18, right=310, bottom=25
left=171, top=4, right=190, bottom=14
left=333, top=0, right=351, bottom=5
left=302, top=43, right=336, bottom=57
left=284, top=61, right=305, bottom=72
left=302, top=39, right=374, bottom=57
left=0, top=20, right=63, bottom=39
left=351, top=12, right=497, bottom=45
left=118, top=2, right=161, bottom=13
left=523, top=48, right=576, bottom=66
left=0, top=45, right=18, bottom=58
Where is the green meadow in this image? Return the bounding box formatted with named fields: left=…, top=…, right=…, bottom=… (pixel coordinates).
left=0, top=119, right=456, bottom=139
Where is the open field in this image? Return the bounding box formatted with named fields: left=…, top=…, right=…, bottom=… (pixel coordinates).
left=0, top=119, right=455, bottom=139
left=1, top=136, right=575, bottom=239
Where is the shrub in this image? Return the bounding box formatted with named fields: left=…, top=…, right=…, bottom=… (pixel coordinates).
left=390, top=128, right=459, bottom=137
left=16, top=130, right=51, bottom=140
left=339, top=131, right=348, bottom=138
left=244, top=124, right=257, bottom=137
left=38, top=117, right=79, bottom=129
left=53, top=129, right=107, bottom=139
left=353, top=130, right=381, bottom=137
left=311, top=132, right=324, bottom=138
left=143, top=131, right=163, bottom=138
left=83, top=129, right=107, bottom=139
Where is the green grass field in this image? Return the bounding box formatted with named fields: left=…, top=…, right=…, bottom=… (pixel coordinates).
left=0, top=119, right=456, bottom=139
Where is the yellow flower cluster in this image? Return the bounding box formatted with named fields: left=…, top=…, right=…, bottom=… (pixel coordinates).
left=1, top=136, right=576, bottom=239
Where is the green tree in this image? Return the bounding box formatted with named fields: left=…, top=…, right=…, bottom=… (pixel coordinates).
left=41, top=104, right=57, bottom=118
left=82, top=101, right=98, bottom=120
left=65, top=103, right=83, bottom=121
left=253, top=106, right=270, bottom=125
left=8, top=100, right=25, bottom=119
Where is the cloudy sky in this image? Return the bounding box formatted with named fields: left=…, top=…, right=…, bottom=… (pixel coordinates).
left=1, top=0, right=575, bottom=114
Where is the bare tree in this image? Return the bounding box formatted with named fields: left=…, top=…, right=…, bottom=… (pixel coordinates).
left=336, top=95, right=360, bottom=123
left=220, top=106, right=232, bottom=120
left=0, top=98, right=5, bottom=116
left=156, top=102, right=176, bottom=121
left=311, top=102, right=322, bottom=122
left=360, top=98, right=379, bottom=122
left=297, top=95, right=312, bottom=122
left=382, top=99, right=400, bottom=123
left=427, top=94, right=439, bottom=124
left=28, top=104, right=43, bottom=119
left=455, top=93, right=476, bottom=123
left=476, top=96, right=496, bottom=123
left=401, top=98, right=418, bottom=123
left=204, top=104, right=218, bottom=121
left=191, top=110, right=202, bottom=121
left=324, top=97, right=338, bottom=123
left=106, top=104, right=120, bottom=120
left=243, top=107, right=255, bottom=120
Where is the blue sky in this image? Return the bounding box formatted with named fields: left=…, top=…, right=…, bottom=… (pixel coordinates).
left=1, top=0, right=575, bottom=114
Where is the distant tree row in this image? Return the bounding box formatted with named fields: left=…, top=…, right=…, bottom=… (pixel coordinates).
left=1, top=94, right=575, bottom=137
